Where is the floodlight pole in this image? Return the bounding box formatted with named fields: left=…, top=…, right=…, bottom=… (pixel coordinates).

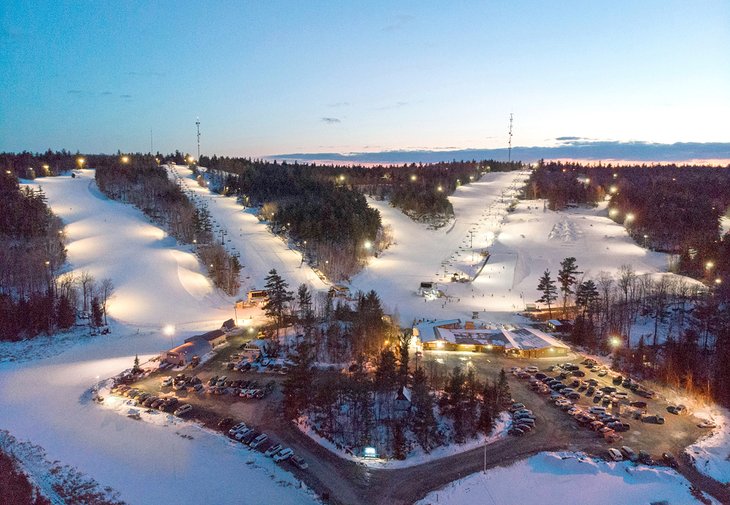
left=196, top=118, right=201, bottom=160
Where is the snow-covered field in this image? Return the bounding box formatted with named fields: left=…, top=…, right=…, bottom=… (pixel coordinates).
left=0, top=172, right=319, bottom=505
left=416, top=451, right=719, bottom=505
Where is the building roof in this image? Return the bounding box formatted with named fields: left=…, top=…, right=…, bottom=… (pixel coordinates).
left=414, top=319, right=462, bottom=343
left=221, top=318, right=236, bottom=330
left=548, top=319, right=562, bottom=326
left=501, top=327, right=569, bottom=350
left=188, top=329, right=225, bottom=343
left=169, top=336, right=211, bottom=358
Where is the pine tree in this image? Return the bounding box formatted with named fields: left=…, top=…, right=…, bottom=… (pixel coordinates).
left=558, top=257, right=582, bottom=316
left=90, top=297, right=103, bottom=327
left=263, top=269, right=293, bottom=336
left=392, top=420, right=407, bottom=460
left=132, top=354, right=141, bottom=374
left=374, top=349, right=398, bottom=392
left=496, top=369, right=511, bottom=408
left=409, top=367, right=441, bottom=451
left=537, top=270, right=558, bottom=318
left=397, top=329, right=413, bottom=387
left=283, top=338, right=314, bottom=419
left=477, top=382, right=496, bottom=436
left=56, top=294, right=75, bottom=329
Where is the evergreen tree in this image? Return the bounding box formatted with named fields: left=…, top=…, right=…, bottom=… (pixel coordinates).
left=132, top=354, right=141, bottom=374
left=536, top=270, right=558, bottom=318
left=296, top=283, right=315, bottom=339
left=397, top=329, right=413, bottom=387
left=263, top=269, right=293, bottom=335
left=477, top=382, right=496, bottom=436
left=496, top=369, right=511, bottom=408
left=392, top=420, right=407, bottom=460
left=283, top=338, right=315, bottom=419
left=374, top=348, right=398, bottom=392
left=409, top=368, right=441, bottom=451
left=90, top=297, right=103, bottom=327
left=55, top=294, right=75, bottom=329
left=558, top=257, right=582, bottom=316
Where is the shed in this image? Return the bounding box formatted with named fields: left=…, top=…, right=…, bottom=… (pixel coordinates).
left=221, top=318, right=236, bottom=333
left=186, top=329, right=226, bottom=347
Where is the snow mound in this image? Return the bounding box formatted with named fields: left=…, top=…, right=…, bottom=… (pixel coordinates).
left=548, top=219, right=583, bottom=242
left=686, top=406, right=730, bottom=484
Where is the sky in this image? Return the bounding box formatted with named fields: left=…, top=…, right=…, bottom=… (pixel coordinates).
left=1, top=1, right=729, bottom=160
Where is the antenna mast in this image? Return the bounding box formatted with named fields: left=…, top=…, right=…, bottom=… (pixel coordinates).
left=195, top=118, right=201, bottom=161
left=508, top=113, right=514, bottom=163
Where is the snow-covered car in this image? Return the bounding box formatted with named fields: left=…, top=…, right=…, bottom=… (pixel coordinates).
left=273, top=448, right=293, bottom=462
left=250, top=433, right=268, bottom=448
left=697, top=420, right=717, bottom=429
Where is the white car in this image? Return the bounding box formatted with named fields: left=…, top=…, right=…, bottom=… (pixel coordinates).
left=250, top=433, right=269, bottom=448
left=607, top=448, right=623, bottom=461
left=161, top=377, right=173, bottom=387
left=273, top=448, right=293, bottom=462
left=525, top=366, right=539, bottom=373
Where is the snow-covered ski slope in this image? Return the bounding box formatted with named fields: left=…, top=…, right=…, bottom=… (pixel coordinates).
left=0, top=171, right=319, bottom=505
left=351, top=170, right=669, bottom=323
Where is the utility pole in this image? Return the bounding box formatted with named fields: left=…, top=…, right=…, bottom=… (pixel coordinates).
left=196, top=118, right=201, bottom=161
left=507, top=113, right=513, bottom=163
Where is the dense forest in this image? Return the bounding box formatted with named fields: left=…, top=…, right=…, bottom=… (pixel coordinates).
left=0, top=448, right=51, bottom=505
left=527, top=162, right=730, bottom=281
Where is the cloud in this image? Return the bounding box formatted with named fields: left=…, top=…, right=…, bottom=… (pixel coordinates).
left=268, top=141, right=730, bottom=164
left=381, top=14, right=415, bottom=32
left=321, top=117, right=341, bottom=124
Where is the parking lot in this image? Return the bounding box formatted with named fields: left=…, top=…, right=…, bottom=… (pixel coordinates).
left=422, top=350, right=706, bottom=463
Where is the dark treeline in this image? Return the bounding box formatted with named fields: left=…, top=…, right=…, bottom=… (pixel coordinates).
left=527, top=162, right=730, bottom=281
left=0, top=171, right=70, bottom=340
left=95, top=160, right=241, bottom=295
left=0, top=448, right=51, bottom=505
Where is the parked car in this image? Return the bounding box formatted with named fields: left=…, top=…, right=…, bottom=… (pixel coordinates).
left=589, top=406, right=607, bottom=415
left=621, top=446, right=639, bottom=462
left=638, top=451, right=655, bottom=465
left=161, top=377, right=173, bottom=387
left=525, top=366, right=539, bottom=373
left=586, top=386, right=595, bottom=396
left=265, top=444, right=283, bottom=457
left=667, top=404, right=687, bottom=415
left=250, top=433, right=269, bottom=448
left=508, top=427, right=526, bottom=436
left=607, top=421, right=630, bottom=432
left=641, top=414, right=665, bottom=425
left=630, top=401, right=647, bottom=410
left=697, top=420, right=717, bottom=429
left=514, top=423, right=532, bottom=432
left=173, top=404, right=192, bottom=416
left=662, top=452, right=678, bottom=468
left=290, top=455, right=309, bottom=470
left=273, top=448, right=294, bottom=462
left=509, top=402, right=525, bottom=412
left=607, top=448, right=623, bottom=461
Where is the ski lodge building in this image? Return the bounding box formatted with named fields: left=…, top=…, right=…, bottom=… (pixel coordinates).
left=413, top=319, right=569, bottom=358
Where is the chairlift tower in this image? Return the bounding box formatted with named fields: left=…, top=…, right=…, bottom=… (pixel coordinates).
left=508, top=113, right=514, bottom=163
left=196, top=118, right=201, bottom=161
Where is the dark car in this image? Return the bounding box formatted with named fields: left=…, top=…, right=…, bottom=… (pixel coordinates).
left=662, top=452, right=678, bottom=468
left=638, top=451, right=655, bottom=465
left=630, top=401, right=647, bottom=409
left=535, top=373, right=547, bottom=380
left=613, top=375, right=623, bottom=385
left=572, top=370, right=586, bottom=377
left=586, top=386, right=595, bottom=395
left=600, top=386, right=617, bottom=394
left=509, top=427, right=526, bottom=436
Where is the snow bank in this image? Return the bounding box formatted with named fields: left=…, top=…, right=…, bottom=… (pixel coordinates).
left=686, top=406, right=730, bottom=484
left=416, top=451, right=719, bottom=505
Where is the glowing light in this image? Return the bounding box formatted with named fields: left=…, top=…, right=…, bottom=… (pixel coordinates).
left=610, top=336, right=621, bottom=347
left=705, top=261, right=715, bottom=270
left=609, top=208, right=619, bottom=218
left=437, top=185, right=443, bottom=192
left=410, top=174, right=417, bottom=182
left=363, top=240, right=372, bottom=250
left=77, top=157, right=85, bottom=167
left=625, top=213, right=635, bottom=223
left=163, top=325, right=175, bottom=336
left=363, top=447, right=377, bottom=458
left=121, top=155, right=129, bottom=164
left=42, top=164, right=49, bottom=170
left=715, top=278, right=722, bottom=285
left=435, top=341, right=444, bottom=349
left=609, top=185, right=618, bottom=194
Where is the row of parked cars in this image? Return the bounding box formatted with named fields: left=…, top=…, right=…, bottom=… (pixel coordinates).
left=205, top=375, right=275, bottom=399
left=607, top=446, right=677, bottom=468
left=226, top=422, right=308, bottom=470
left=507, top=403, right=536, bottom=436
left=112, top=384, right=193, bottom=417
